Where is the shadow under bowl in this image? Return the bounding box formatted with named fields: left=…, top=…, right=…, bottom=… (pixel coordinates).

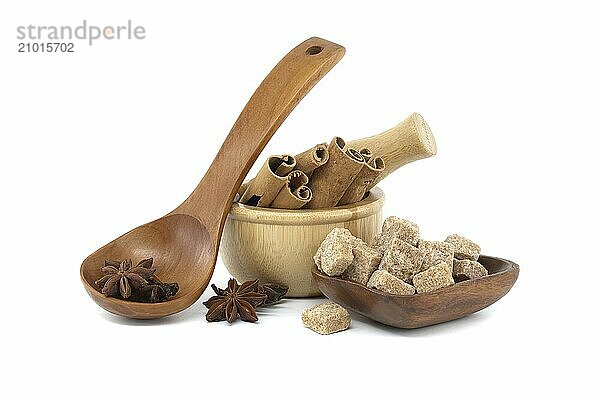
left=312, top=255, right=519, bottom=329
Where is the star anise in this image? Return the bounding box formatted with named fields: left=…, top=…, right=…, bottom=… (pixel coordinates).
left=138, top=276, right=180, bottom=303
left=257, top=282, right=288, bottom=305
left=203, top=279, right=267, bottom=323
left=95, top=258, right=155, bottom=299
left=210, top=281, right=288, bottom=306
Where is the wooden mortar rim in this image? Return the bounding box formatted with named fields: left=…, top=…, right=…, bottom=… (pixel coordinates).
left=227, top=187, right=385, bottom=226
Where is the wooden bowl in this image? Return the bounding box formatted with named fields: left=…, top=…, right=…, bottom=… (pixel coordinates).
left=312, top=255, right=519, bottom=328
left=220, top=187, right=385, bottom=297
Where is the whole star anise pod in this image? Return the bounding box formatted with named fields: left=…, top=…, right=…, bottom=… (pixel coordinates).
left=95, top=258, right=155, bottom=299
left=203, top=279, right=267, bottom=323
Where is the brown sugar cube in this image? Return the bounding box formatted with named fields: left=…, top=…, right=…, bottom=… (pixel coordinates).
left=374, top=217, right=420, bottom=256
left=313, top=245, right=323, bottom=269
left=386, top=217, right=420, bottom=246
left=342, top=244, right=381, bottom=285
left=302, top=302, right=351, bottom=335
left=367, top=270, right=415, bottom=295
left=325, top=227, right=366, bottom=247
left=370, top=233, right=382, bottom=247
left=453, top=259, right=488, bottom=281
left=419, top=240, right=455, bottom=270
left=445, top=234, right=481, bottom=260
left=413, top=262, right=455, bottom=293
left=378, top=237, right=425, bottom=283
left=314, top=228, right=365, bottom=276
left=349, top=236, right=367, bottom=248
left=418, top=239, right=454, bottom=255
left=372, top=233, right=385, bottom=256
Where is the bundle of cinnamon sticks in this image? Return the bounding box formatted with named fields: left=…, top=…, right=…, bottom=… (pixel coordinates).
left=236, top=113, right=436, bottom=209
left=236, top=136, right=384, bottom=209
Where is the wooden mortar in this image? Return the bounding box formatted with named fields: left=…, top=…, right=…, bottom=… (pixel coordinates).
left=220, top=188, right=385, bottom=297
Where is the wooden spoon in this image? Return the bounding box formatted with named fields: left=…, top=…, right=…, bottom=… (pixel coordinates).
left=80, top=37, right=345, bottom=319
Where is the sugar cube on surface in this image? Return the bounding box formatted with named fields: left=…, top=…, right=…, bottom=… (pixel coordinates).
left=301, top=302, right=351, bottom=335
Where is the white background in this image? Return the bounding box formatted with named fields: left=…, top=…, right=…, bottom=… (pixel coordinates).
left=1, top=1, right=598, bottom=398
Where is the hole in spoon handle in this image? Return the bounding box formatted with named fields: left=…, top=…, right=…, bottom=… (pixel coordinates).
left=175, top=37, right=346, bottom=242
left=306, top=45, right=323, bottom=55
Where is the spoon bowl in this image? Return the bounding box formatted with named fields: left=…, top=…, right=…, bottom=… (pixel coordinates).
left=80, top=37, right=346, bottom=319
left=81, top=215, right=213, bottom=319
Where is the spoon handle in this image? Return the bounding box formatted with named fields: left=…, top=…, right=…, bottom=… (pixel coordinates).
left=175, top=37, right=345, bottom=242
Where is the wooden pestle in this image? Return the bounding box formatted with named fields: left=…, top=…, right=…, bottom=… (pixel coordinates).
left=348, top=113, right=436, bottom=187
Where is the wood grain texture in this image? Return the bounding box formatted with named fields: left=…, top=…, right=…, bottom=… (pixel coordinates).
left=80, top=37, right=346, bottom=319
left=349, top=112, right=437, bottom=187
left=220, top=188, right=385, bottom=297
left=312, top=255, right=519, bottom=328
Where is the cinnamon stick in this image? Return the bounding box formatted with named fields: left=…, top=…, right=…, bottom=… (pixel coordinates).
left=294, top=143, right=329, bottom=177
left=305, top=137, right=365, bottom=209
left=271, top=170, right=313, bottom=209
left=235, top=181, right=250, bottom=202
left=337, top=156, right=385, bottom=205
left=239, top=155, right=296, bottom=207
left=358, top=147, right=372, bottom=162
